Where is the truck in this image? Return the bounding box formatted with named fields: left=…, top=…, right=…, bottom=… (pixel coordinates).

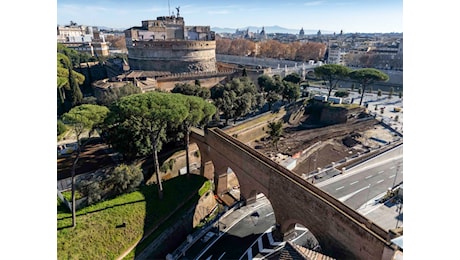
left=328, top=97, right=343, bottom=104
left=313, top=95, right=328, bottom=102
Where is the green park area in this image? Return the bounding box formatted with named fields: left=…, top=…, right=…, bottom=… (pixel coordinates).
left=57, top=174, right=209, bottom=259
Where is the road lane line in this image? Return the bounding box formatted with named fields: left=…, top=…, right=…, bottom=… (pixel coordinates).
left=217, top=252, right=226, bottom=260
left=265, top=212, right=274, bottom=217
left=376, top=179, right=384, bottom=184
left=336, top=186, right=344, bottom=191
left=350, top=181, right=359, bottom=185
left=315, top=152, right=403, bottom=188
left=339, top=185, right=370, bottom=202
left=388, top=174, right=395, bottom=178
left=390, top=166, right=395, bottom=170
left=378, top=170, right=384, bottom=174
left=365, top=175, right=373, bottom=179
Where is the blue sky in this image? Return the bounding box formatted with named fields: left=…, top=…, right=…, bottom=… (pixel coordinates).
left=57, top=0, right=403, bottom=33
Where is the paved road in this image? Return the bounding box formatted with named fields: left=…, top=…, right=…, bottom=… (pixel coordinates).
left=317, top=145, right=402, bottom=203
left=320, top=157, right=402, bottom=210
left=316, top=145, right=403, bottom=231
left=181, top=195, right=275, bottom=260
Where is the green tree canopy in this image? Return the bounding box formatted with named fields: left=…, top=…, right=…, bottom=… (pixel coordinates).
left=282, top=81, right=301, bottom=103
left=62, top=104, right=110, bottom=141
left=283, top=72, right=301, bottom=84
left=61, top=104, right=109, bottom=227
left=171, top=82, right=211, bottom=100
left=314, top=64, right=352, bottom=99
left=97, top=83, right=142, bottom=106
left=103, top=92, right=210, bottom=198
left=57, top=43, right=82, bottom=68
left=211, top=77, right=261, bottom=125
left=57, top=48, right=85, bottom=115
left=266, top=120, right=284, bottom=150
left=180, top=95, right=216, bottom=175
left=349, top=68, right=389, bottom=106
left=257, top=74, right=284, bottom=110
left=103, top=92, right=189, bottom=159
left=257, top=74, right=275, bottom=92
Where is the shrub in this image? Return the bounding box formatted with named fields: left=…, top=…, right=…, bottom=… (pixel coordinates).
left=78, top=180, right=104, bottom=205
left=108, top=164, right=144, bottom=195
left=334, top=89, right=349, bottom=97
left=160, top=159, right=176, bottom=173
left=57, top=120, right=67, bottom=136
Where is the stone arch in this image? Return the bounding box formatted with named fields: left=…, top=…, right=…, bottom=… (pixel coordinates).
left=191, top=130, right=266, bottom=204
left=190, top=128, right=393, bottom=260
left=277, top=217, right=324, bottom=250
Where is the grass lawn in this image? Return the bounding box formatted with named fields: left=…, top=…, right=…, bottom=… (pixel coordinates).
left=57, top=174, right=208, bottom=260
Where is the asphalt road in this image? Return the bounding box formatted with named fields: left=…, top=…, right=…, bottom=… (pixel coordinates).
left=186, top=196, right=275, bottom=260
left=317, top=145, right=403, bottom=210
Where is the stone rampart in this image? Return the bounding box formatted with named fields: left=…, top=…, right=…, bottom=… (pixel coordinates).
left=128, top=40, right=217, bottom=73
left=155, top=70, right=236, bottom=91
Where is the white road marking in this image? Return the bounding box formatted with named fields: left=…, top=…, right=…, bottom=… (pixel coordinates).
left=376, top=179, right=384, bottom=184
left=218, top=252, right=226, bottom=260
left=265, top=212, right=274, bottom=217
left=336, top=186, right=345, bottom=191
left=378, top=170, right=384, bottom=174
left=388, top=174, right=395, bottom=178
left=365, top=175, right=373, bottom=179
left=339, top=185, right=370, bottom=202
left=390, top=166, right=395, bottom=170
left=350, top=181, right=359, bottom=185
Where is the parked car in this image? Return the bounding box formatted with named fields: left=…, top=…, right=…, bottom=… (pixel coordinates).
left=57, top=143, right=78, bottom=156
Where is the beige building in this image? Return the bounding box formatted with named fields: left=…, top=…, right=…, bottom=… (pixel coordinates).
left=57, top=23, right=110, bottom=57
left=57, top=23, right=96, bottom=43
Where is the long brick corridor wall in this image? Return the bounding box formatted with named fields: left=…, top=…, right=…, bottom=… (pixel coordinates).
left=191, top=127, right=396, bottom=260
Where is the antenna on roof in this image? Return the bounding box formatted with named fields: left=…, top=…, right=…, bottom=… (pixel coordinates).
left=168, top=0, right=171, bottom=15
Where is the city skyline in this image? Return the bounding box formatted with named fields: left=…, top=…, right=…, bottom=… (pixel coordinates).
left=57, top=0, right=403, bottom=34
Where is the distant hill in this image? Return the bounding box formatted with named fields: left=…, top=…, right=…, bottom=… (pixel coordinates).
left=96, top=26, right=127, bottom=32
left=212, top=25, right=333, bottom=35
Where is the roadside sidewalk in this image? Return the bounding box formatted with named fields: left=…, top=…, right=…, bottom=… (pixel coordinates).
left=357, top=189, right=403, bottom=231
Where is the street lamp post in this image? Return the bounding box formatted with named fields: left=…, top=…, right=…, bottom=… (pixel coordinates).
left=392, top=162, right=401, bottom=189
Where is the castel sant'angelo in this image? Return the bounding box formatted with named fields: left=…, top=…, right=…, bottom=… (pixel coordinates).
left=124, top=7, right=217, bottom=73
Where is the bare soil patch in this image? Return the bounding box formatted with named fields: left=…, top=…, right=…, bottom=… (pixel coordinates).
left=250, top=115, right=398, bottom=176
left=57, top=138, right=117, bottom=180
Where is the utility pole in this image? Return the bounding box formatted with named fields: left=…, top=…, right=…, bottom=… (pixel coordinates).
left=392, top=161, right=401, bottom=189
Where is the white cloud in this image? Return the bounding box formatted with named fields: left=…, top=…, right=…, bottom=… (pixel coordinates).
left=208, top=10, right=230, bottom=15
left=304, top=1, right=325, bottom=6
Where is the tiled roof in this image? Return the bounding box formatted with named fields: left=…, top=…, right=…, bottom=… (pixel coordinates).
left=268, top=241, right=335, bottom=260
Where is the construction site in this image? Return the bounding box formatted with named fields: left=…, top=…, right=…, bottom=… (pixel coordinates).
left=226, top=97, right=403, bottom=181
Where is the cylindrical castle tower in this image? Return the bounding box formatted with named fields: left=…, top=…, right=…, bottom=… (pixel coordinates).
left=127, top=40, right=217, bottom=73
left=124, top=13, right=217, bottom=73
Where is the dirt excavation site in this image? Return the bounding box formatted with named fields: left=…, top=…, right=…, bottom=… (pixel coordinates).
left=248, top=109, right=402, bottom=178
